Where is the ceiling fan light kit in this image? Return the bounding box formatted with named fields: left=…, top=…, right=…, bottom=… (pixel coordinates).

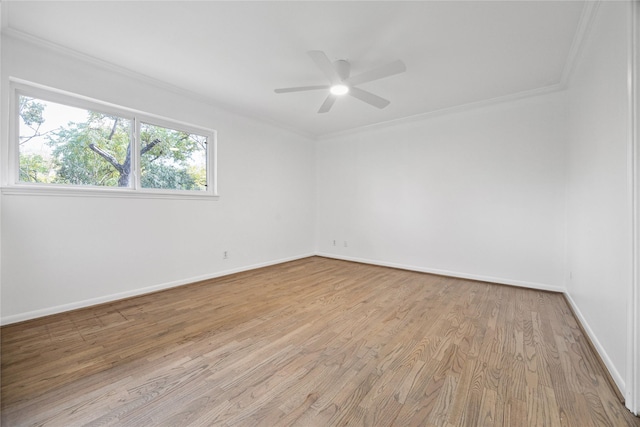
left=275, top=50, right=406, bottom=113
left=329, top=84, right=349, bottom=96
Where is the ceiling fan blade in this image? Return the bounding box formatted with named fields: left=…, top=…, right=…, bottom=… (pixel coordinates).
left=345, top=60, right=406, bottom=86
left=318, top=94, right=337, bottom=113
left=274, top=85, right=329, bottom=93
left=308, top=50, right=341, bottom=84
left=349, top=87, right=391, bottom=109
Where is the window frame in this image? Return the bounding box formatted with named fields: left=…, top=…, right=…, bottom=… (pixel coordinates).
left=6, top=79, right=218, bottom=200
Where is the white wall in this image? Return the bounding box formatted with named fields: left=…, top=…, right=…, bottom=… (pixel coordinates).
left=565, top=1, right=631, bottom=391
left=316, top=91, right=568, bottom=290
left=0, top=35, right=316, bottom=323
left=1, top=9, right=635, bottom=408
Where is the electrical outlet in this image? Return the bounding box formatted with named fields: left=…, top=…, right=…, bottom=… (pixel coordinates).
left=223, top=251, right=228, bottom=259
left=344, top=241, right=348, bottom=247
left=333, top=240, right=336, bottom=246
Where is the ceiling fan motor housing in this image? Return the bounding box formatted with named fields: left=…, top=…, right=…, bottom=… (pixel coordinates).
left=334, top=60, right=351, bottom=81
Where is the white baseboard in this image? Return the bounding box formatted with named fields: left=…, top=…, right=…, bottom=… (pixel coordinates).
left=3, top=251, right=626, bottom=404
left=1, top=252, right=566, bottom=324
left=0, top=253, right=315, bottom=325
left=563, top=292, right=626, bottom=394
left=315, top=252, right=566, bottom=293
left=316, top=253, right=628, bottom=396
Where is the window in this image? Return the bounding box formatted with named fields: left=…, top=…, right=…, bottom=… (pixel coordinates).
left=9, top=81, right=217, bottom=199
left=139, top=122, right=208, bottom=192
left=18, top=96, right=134, bottom=187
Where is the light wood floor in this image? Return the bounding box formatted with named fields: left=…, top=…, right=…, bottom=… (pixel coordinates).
left=2, top=257, right=638, bottom=426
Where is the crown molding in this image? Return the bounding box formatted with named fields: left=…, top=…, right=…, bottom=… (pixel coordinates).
left=1, top=0, right=602, bottom=142
left=317, top=82, right=565, bottom=141
left=1, top=27, right=315, bottom=141
left=560, top=0, right=601, bottom=88
left=317, top=0, right=601, bottom=142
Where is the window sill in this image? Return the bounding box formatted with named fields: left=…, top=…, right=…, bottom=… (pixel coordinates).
left=1, top=185, right=219, bottom=201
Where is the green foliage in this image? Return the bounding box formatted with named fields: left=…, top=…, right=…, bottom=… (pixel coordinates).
left=141, top=162, right=197, bottom=190
left=140, top=123, right=207, bottom=191
left=19, top=97, right=45, bottom=128
left=18, top=97, right=207, bottom=190
left=19, top=154, right=52, bottom=183
left=50, top=114, right=130, bottom=186
left=187, top=164, right=207, bottom=190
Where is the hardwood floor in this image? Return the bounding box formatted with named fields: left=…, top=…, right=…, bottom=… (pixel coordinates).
left=2, top=257, right=638, bottom=426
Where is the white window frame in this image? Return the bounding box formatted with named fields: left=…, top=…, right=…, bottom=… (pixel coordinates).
left=5, top=79, right=218, bottom=200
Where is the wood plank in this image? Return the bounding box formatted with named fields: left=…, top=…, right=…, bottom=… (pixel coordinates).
left=2, top=257, right=638, bottom=426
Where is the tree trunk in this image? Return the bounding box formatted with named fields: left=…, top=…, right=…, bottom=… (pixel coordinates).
left=118, top=143, right=132, bottom=187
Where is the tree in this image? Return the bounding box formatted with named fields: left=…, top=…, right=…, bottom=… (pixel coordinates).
left=19, top=96, right=45, bottom=143
left=19, top=154, right=50, bottom=183
left=18, top=96, right=207, bottom=190
left=51, top=113, right=131, bottom=186
left=19, top=97, right=52, bottom=182
left=138, top=122, right=207, bottom=190
left=141, top=162, right=196, bottom=189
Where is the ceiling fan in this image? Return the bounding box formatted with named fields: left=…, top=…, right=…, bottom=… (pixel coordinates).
left=274, top=50, right=406, bottom=113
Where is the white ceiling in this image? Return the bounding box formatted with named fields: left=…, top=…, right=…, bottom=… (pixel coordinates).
left=2, top=1, right=586, bottom=138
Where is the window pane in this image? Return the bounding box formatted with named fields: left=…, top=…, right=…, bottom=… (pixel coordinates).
left=140, top=122, right=208, bottom=191
left=18, top=95, right=132, bottom=187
